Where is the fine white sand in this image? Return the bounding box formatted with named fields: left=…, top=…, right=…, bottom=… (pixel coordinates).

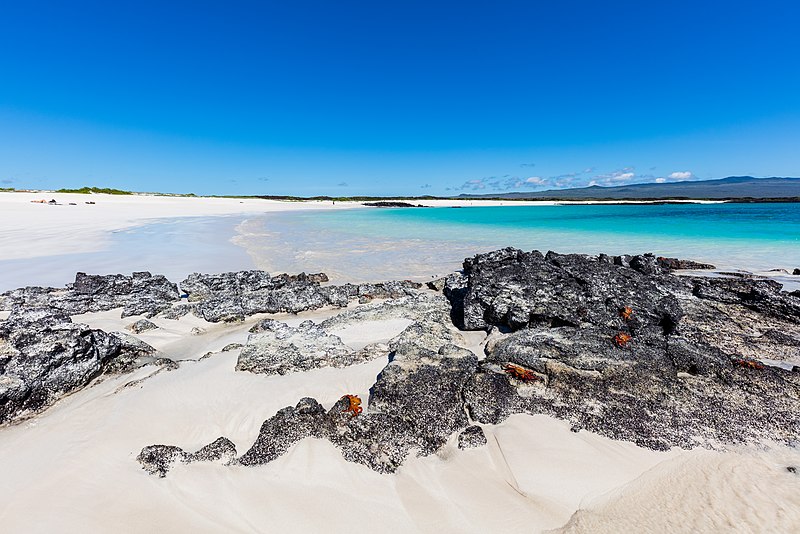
left=0, top=306, right=797, bottom=533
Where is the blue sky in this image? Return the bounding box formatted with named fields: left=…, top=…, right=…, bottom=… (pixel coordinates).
left=1, top=1, right=799, bottom=195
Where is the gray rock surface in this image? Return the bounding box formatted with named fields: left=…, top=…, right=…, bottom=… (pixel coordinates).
left=237, top=319, right=387, bottom=375
left=1, top=272, right=179, bottom=318
left=113, top=249, right=800, bottom=477
left=137, top=437, right=237, bottom=477
left=0, top=308, right=160, bottom=424
left=127, top=318, right=158, bottom=333
left=182, top=270, right=421, bottom=322
left=458, top=426, right=487, bottom=449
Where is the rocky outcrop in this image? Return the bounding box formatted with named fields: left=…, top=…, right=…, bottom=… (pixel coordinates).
left=655, top=256, right=716, bottom=270
left=448, top=248, right=685, bottom=332
left=137, top=437, right=237, bottom=477
left=0, top=272, right=179, bottom=318
left=181, top=270, right=421, bottom=322
left=464, top=325, right=800, bottom=450
left=127, top=318, right=158, bottom=333
left=458, top=426, right=487, bottom=449
left=0, top=308, right=161, bottom=424
left=237, top=319, right=387, bottom=375
left=127, top=249, right=800, bottom=477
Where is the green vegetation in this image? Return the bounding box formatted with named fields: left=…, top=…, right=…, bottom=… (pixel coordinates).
left=56, top=186, right=133, bottom=195
left=0, top=187, right=15, bottom=192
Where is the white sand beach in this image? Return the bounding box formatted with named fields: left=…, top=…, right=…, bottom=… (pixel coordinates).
left=1, top=191, right=799, bottom=533
left=1, top=304, right=797, bottom=533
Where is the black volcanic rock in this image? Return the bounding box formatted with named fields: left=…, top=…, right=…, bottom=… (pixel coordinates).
left=182, top=270, right=420, bottom=322
left=138, top=249, right=800, bottom=477
left=362, top=201, right=424, bottom=208
left=458, top=426, right=487, bottom=449
left=451, top=248, right=684, bottom=332
left=655, top=256, right=716, bottom=270
left=0, top=307, right=161, bottom=424
left=138, top=437, right=237, bottom=477
left=0, top=272, right=179, bottom=318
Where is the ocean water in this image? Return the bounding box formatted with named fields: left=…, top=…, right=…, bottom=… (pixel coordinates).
left=234, top=203, right=800, bottom=283
left=3, top=203, right=798, bottom=292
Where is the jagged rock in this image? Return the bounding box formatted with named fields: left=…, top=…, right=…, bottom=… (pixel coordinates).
left=464, top=324, right=800, bottom=450
left=238, top=319, right=387, bottom=375
left=452, top=248, right=684, bottom=332
left=137, top=437, right=237, bottom=477
left=233, top=340, right=478, bottom=474
left=655, top=256, right=716, bottom=270
left=691, top=277, right=800, bottom=323
left=182, top=270, right=420, bottom=322
left=127, top=318, right=158, bottom=333
left=0, top=272, right=179, bottom=318
left=190, top=327, right=205, bottom=336
left=138, top=249, right=800, bottom=477
left=103, top=332, right=163, bottom=374
left=458, top=426, right=487, bottom=449
left=793, top=268, right=800, bottom=276
left=0, top=307, right=155, bottom=424
left=221, top=343, right=243, bottom=352
left=137, top=445, right=187, bottom=477
left=158, top=303, right=195, bottom=320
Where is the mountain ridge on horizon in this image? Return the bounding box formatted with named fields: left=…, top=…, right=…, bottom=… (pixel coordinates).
left=458, top=176, right=800, bottom=200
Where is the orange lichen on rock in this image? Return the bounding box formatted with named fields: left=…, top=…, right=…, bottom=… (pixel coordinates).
left=620, top=306, right=633, bottom=321
left=613, top=332, right=632, bottom=348
left=503, top=363, right=540, bottom=382
left=342, top=394, right=363, bottom=416
left=734, top=359, right=765, bottom=370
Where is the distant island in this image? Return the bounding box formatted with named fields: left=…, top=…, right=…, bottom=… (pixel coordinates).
left=457, top=176, right=800, bottom=201
left=2, top=176, right=799, bottom=202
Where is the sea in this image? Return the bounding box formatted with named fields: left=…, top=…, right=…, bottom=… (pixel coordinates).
left=1, top=202, right=798, bottom=291
left=234, top=202, right=800, bottom=283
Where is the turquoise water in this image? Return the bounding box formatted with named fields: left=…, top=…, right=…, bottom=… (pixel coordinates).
left=236, top=203, right=800, bottom=282
left=315, top=203, right=800, bottom=244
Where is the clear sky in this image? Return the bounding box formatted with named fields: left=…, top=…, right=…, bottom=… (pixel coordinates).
left=1, top=1, right=799, bottom=196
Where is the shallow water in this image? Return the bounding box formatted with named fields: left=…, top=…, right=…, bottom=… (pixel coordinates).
left=2, top=203, right=798, bottom=291
left=0, top=215, right=255, bottom=290
left=234, top=203, right=800, bottom=283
